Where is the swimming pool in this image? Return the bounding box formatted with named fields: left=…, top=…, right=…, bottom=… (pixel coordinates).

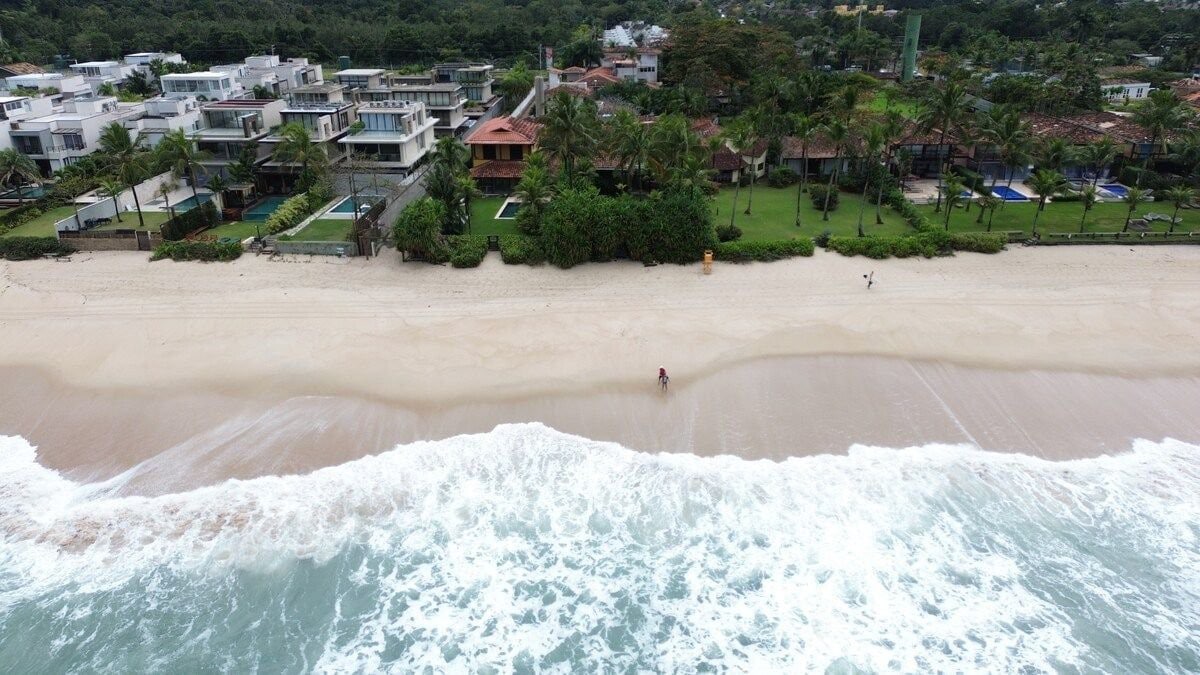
left=497, top=201, right=521, bottom=218
left=330, top=195, right=382, bottom=213
left=1101, top=184, right=1129, bottom=198
left=991, top=186, right=1029, bottom=202
left=0, top=185, right=48, bottom=200
left=243, top=196, right=290, bottom=220
left=172, top=195, right=211, bottom=212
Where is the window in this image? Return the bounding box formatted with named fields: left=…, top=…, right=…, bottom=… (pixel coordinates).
left=63, top=134, right=85, bottom=150
left=639, top=67, right=656, bottom=73
left=511, top=146, right=523, bottom=161
left=482, top=145, right=496, bottom=160
left=14, top=136, right=42, bottom=154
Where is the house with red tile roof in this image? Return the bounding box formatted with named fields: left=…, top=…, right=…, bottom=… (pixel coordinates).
left=465, top=116, right=542, bottom=193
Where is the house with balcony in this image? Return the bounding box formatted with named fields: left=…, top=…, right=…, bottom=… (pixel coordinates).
left=453, top=65, right=495, bottom=103
left=338, top=100, right=436, bottom=175
left=70, top=61, right=136, bottom=93
left=465, top=116, right=542, bottom=194
left=258, top=99, right=357, bottom=186
left=123, top=96, right=203, bottom=148
left=243, top=56, right=324, bottom=96
left=7, top=95, right=139, bottom=175
left=5, top=72, right=91, bottom=98
left=372, top=82, right=467, bottom=138
left=123, top=52, right=186, bottom=74
left=191, top=98, right=285, bottom=177
left=599, top=49, right=661, bottom=85
left=334, top=69, right=388, bottom=93
left=161, top=72, right=242, bottom=102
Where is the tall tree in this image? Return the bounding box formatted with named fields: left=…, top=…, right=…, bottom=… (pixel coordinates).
left=1163, top=185, right=1195, bottom=234
left=271, top=123, right=327, bottom=190
left=97, top=176, right=126, bottom=223
left=724, top=118, right=760, bottom=216
left=1078, top=138, right=1117, bottom=189
left=1077, top=184, right=1098, bottom=233
left=0, top=149, right=42, bottom=206
left=1122, top=186, right=1148, bottom=232
left=789, top=113, right=820, bottom=228
left=821, top=120, right=849, bottom=222
left=539, top=90, right=599, bottom=183
left=1027, top=169, right=1068, bottom=237
left=1132, top=90, right=1190, bottom=184
left=917, top=81, right=968, bottom=212
left=158, top=129, right=211, bottom=207
left=610, top=109, right=650, bottom=193
left=857, top=123, right=887, bottom=237
left=98, top=122, right=148, bottom=228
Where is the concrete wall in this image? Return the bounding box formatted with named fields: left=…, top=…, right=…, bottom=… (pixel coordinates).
left=59, top=229, right=162, bottom=251
left=274, top=239, right=360, bottom=256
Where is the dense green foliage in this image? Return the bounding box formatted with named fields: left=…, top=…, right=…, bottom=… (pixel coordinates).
left=151, top=240, right=242, bottom=262
left=446, top=235, right=488, bottom=268
left=714, top=239, right=814, bottom=263
left=393, top=197, right=448, bottom=262
left=161, top=202, right=219, bottom=241
left=0, top=236, right=74, bottom=260
left=498, top=234, right=545, bottom=266
left=264, top=193, right=318, bottom=235
left=826, top=228, right=1007, bottom=259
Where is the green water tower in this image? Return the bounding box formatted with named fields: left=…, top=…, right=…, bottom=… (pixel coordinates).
left=338, top=55, right=351, bottom=71
left=901, top=14, right=921, bottom=82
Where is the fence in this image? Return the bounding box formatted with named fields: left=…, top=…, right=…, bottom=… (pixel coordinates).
left=1039, top=231, right=1200, bottom=245
left=59, top=229, right=162, bottom=251
left=161, top=201, right=220, bottom=241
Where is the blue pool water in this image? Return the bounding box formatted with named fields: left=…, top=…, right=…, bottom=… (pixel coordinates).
left=0, top=185, right=48, bottom=200
left=243, top=196, right=290, bottom=221
left=172, top=195, right=211, bottom=212
left=1102, top=184, right=1129, bottom=198
left=331, top=196, right=381, bottom=213
left=498, top=201, right=521, bottom=218
left=991, top=186, right=1029, bottom=201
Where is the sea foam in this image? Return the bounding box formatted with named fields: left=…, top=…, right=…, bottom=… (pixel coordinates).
left=1, top=425, right=1198, bottom=672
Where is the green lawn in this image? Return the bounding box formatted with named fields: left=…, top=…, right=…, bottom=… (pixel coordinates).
left=861, top=88, right=919, bottom=118
left=204, top=220, right=261, bottom=241
left=0, top=205, right=77, bottom=238
left=93, top=211, right=172, bottom=231
left=714, top=185, right=911, bottom=240
left=923, top=201, right=1197, bottom=236
left=291, top=218, right=354, bottom=241
left=469, top=197, right=522, bottom=236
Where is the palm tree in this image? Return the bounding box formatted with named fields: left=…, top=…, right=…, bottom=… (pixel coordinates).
left=790, top=113, right=819, bottom=227
left=455, top=174, right=482, bottom=234
left=1133, top=91, right=1190, bottom=179
left=1036, top=137, right=1074, bottom=173
left=1122, top=186, right=1149, bottom=232
left=1027, top=169, right=1068, bottom=237
left=941, top=175, right=966, bottom=231
left=98, top=177, right=126, bottom=223
left=610, top=108, right=650, bottom=193
left=857, top=123, right=887, bottom=237
left=430, top=136, right=470, bottom=175
left=724, top=118, right=759, bottom=216
left=917, top=81, right=968, bottom=212
left=157, top=176, right=180, bottom=221
left=875, top=111, right=906, bottom=225
left=821, top=120, right=849, bottom=222
left=1163, top=185, right=1195, bottom=234
left=667, top=154, right=713, bottom=198
left=513, top=155, right=554, bottom=234
left=158, top=128, right=211, bottom=206
left=98, top=122, right=148, bottom=228
left=1168, top=129, right=1200, bottom=180
left=0, top=148, right=42, bottom=205
left=271, top=123, right=327, bottom=190
left=977, top=192, right=1002, bottom=230
left=978, top=106, right=1031, bottom=202
left=1079, top=138, right=1118, bottom=189
left=648, top=114, right=702, bottom=181
left=539, top=90, right=600, bottom=183
left=1077, top=184, right=1098, bottom=233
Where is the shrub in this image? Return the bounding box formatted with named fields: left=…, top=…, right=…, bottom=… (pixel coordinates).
left=393, top=198, right=448, bottom=262
left=498, top=234, right=545, bottom=265
left=0, top=236, right=75, bottom=260
left=809, top=184, right=840, bottom=212
left=766, top=166, right=798, bottom=188
left=625, top=189, right=718, bottom=264
left=446, top=235, right=488, bottom=268
left=161, top=201, right=219, bottom=241
left=716, top=223, right=743, bottom=242
left=827, top=229, right=951, bottom=259
left=714, top=239, right=815, bottom=263
left=539, top=188, right=603, bottom=268
left=948, top=232, right=1007, bottom=253
left=151, top=240, right=242, bottom=262
left=814, top=229, right=833, bottom=248
left=264, top=193, right=316, bottom=235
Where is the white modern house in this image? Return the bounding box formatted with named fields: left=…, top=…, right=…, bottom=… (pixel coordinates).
left=123, top=96, right=203, bottom=147
left=1101, top=79, right=1151, bottom=103
left=70, top=61, right=136, bottom=92
left=123, top=52, right=186, bottom=72
left=8, top=95, right=140, bottom=175
left=334, top=69, right=388, bottom=92
left=599, top=48, right=660, bottom=85
left=260, top=94, right=357, bottom=172
left=191, top=98, right=286, bottom=173
left=161, top=72, right=243, bottom=101
left=5, top=72, right=90, bottom=98
left=234, top=55, right=324, bottom=96
left=369, top=81, right=467, bottom=137
left=338, top=100, right=435, bottom=174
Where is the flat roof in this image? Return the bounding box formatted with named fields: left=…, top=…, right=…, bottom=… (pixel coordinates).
left=162, top=72, right=230, bottom=79
left=389, top=83, right=462, bottom=92
left=290, top=82, right=345, bottom=94
left=0, top=96, right=28, bottom=103
left=335, top=69, right=385, bottom=77
left=73, top=61, right=120, bottom=67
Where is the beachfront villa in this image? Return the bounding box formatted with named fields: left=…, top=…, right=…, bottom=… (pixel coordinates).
left=465, top=116, right=542, bottom=194
left=338, top=100, right=436, bottom=174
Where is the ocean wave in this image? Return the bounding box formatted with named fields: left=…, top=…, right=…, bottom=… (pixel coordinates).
left=1, top=425, right=1198, bottom=672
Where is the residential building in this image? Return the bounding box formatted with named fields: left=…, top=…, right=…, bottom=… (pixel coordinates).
left=338, top=100, right=436, bottom=174
left=242, top=55, right=323, bottom=95
left=334, top=68, right=388, bottom=91
left=259, top=96, right=358, bottom=179
left=161, top=72, right=242, bottom=101
left=123, top=96, right=203, bottom=147
left=123, top=52, right=186, bottom=73
left=371, top=82, right=467, bottom=137
left=600, top=49, right=661, bottom=85
left=288, top=82, right=349, bottom=106
left=6, top=72, right=91, bottom=98
left=465, top=116, right=541, bottom=194
left=0, top=63, right=44, bottom=80
left=1101, top=79, right=1151, bottom=103
left=191, top=98, right=285, bottom=174
left=1130, top=53, right=1163, bottom=68
left=453, top=64, right=495, bottom=104
left=70, top=61, right=136, bottom=92
left=8, top=95, right=140, bottom=175
left=833, top=4, right=886, bottom=15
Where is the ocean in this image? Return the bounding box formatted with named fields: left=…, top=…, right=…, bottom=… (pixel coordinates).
left=1, top=424, right=1198, bottom=673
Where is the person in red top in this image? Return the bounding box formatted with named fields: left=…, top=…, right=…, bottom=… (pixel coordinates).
left=658, top=367, right=669, bottom=391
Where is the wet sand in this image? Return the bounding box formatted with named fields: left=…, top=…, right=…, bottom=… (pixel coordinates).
left=3, top=356, right=1199, bottom=496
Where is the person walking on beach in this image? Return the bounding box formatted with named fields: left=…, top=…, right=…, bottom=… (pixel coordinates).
left=863, top=271, right=875, bottom=290
left=658, top=367, right=670, bottom=391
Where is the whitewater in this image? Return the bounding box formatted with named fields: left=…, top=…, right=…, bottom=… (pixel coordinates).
left=1, top=424, right=1198, bottom=673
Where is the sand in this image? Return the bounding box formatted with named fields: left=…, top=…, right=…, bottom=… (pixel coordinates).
left=2, top=246, right=1200, bottom=491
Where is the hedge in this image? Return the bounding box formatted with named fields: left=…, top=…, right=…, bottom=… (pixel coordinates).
left=446, top=235, right=488, bottom=268
left=264, top=193, right=318, bottom=235
left=498, top=234, right=545, bottom=265
left=161, top=201, right=219, bottom=241
left=826, top=229, right=1007, bottom=259
left=714, top=238, right=815, bottom=262
left=151, top=240, right=242, bottom=262
left=809, top=184, right=839, bottom=211
left=0, top=236, right=75, bottom=260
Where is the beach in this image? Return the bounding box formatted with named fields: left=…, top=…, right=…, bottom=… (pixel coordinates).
left=3, top=246, right=1200, bottom=672
left=1, top=246, right=1200, bottom=489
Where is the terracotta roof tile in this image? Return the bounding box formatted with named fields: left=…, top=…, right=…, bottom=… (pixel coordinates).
left=466, top=116, right=542, bottom=145
left=469, top=160, right=527, bottom=179
left=0, top=62, right=44, bottom=76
